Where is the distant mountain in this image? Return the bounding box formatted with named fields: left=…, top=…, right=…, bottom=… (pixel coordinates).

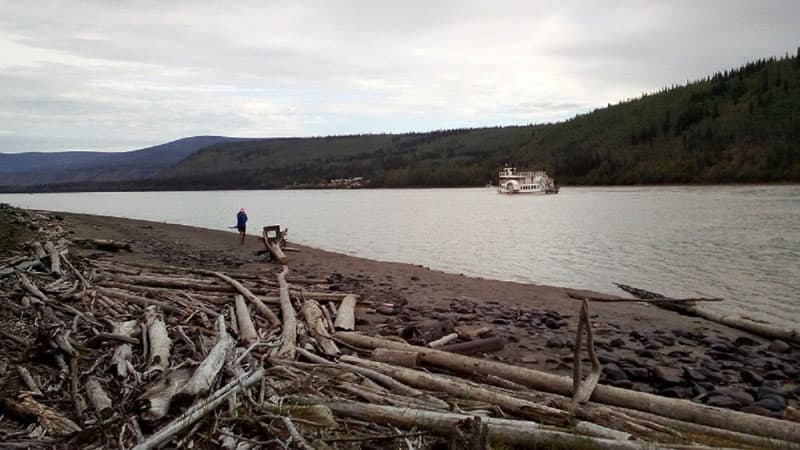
left=0, top=136, right=247, bottom=187
left=2, top=52, right=799, bottom=192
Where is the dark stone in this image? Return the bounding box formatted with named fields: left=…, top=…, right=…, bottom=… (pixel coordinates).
left=740, top=405, right=782, bottom=417
left=598, top=352, right=620, bottom=364
left=604, top=363, right=628, bottom=382
left=756, top=386, right=784, bottom=400
left=710, top=343, right=732, bottom=353
left=706, top=395, right=741, bottom=408
left=768, top=340, right=790, bottom=354
left=654, top=335, right=675, bottom=346
left=410, top=276, right=419, bottom=281
left=734, top=336, right=759, bottom=347
left=629, top=330, right=643, bottom=340
left=752, top=396, right=786, bottom=412
left=624, top=367, right=650, bottom=381
left=660, top=386, right=691, bottom=399
left=546, top=337, right=567, bottom=348
left=636, top=349, right=659, bottom=359
left=667, top=350, right=691, bottom=358
left=609, top=338, right=626, bottom=348
left=683, top=367, right=707, bottom=383
left=492, top=318, right=509, bottom=325
left=376, top=306, right=397, bottom=315
left=644, top=342, right=662, bottom=351
left=719, top=388, right=754, bottom=406
left=653, top=366, right=684, bottom=386
left=542, top=318, right=560, bottom=329
left=740, top=368, right=764, bottom=386
left=609, top=379, right=633, bottom=389
left=507, top=335, right=519, bottom=343
left=763, top=370, right=788, bottom=380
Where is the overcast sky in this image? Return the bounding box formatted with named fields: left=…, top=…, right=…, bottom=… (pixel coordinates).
left=1, top=1, right=798, bottom=152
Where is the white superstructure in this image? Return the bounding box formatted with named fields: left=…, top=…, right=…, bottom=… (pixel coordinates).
left=497, top=167, right=558, bottom=194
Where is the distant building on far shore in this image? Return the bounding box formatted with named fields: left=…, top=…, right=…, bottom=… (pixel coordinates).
left=328, top=177, right=364, bottom=188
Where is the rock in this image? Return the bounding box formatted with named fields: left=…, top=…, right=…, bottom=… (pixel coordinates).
left=542, top=318, right=560, bottom=329
left=763, top=370, right=788, bottom=380
left=706, top=395, right=740, bottom=408
left=719, top=388, right=754, bottom=406
left=624, top=367, right=650, bottom=381
left=752, top=396, right=786, bottom=412
left=597, top=352, right=620, bottom=364
left=654, top=335, right=675, bottom=346
left=609, top=338, right=626, bottom=348
left=683, top=367, right=707, bottom=383
left=520, top=354, right=539, bottom=364
left=629, top=330, right=643, bottom=340
left=768, top=340, right=790, bottom=354
left=636, top=349, right=659, bottom=359
left=492, top=318, right=509, bottom=325
left=546, top=337, right=567, bottom=349
left=653, top=366, right=684, bottom=386
left=740, top=405, right=782, bottom=418
left=734, top=336, right=759, bottom=347
left=740, top=368, right=764, bottom=386
left=604, top=363, right=628, bottom=382
left=376, top=305, right=397, bottom=315
left=609, top=379, right=633, bottom=389
left=660, top=386, right=691, bottom=399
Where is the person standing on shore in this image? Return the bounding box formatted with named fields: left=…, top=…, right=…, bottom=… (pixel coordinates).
left=236, top=208, right=248, bottom=244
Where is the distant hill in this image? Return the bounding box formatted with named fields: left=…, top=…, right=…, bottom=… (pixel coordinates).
left=0, top=136, right=247, bottom=187
left=2, top=52, right=799, bottom=192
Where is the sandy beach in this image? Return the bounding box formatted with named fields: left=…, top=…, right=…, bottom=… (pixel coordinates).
left=44, top=210, right=797, bottom=416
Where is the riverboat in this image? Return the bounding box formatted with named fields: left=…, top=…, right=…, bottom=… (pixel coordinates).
left=497, top=167, right=559, bottom=194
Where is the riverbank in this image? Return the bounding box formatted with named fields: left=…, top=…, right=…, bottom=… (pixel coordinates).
left=26, top=210, right=791, bottom=418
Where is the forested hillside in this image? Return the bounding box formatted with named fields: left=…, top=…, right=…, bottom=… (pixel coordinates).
left=3, top=52, right=799, bottom=192
left=152, top=53, right=800, bottom=188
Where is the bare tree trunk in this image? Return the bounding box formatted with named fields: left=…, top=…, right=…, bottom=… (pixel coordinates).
left=335, top=331, right=800, bottom=444
left=145, top=307, right=171, bottom=373
left=341, top=355, right=568, bottom=425
left=318, top=400, right=653, bottom=450
left=334, top=294, right=357, bottom=331
left=176, top=316, right=233, bottom=401
left=273, top=266, right=296, bottom=360
left=302, top=299, right=339, bottom=356
left=86, top=376, right=113, bottom=418
left=371, top=348, right=419, bottom=368
left=234, top=295, right=258, bottom=344
left=44, top=241, right=63, bottom=276
left=206, top=271, right=280, bottom=327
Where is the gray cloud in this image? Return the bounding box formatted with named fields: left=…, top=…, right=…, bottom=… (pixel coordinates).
left=0, top=0, right=798, bottom=152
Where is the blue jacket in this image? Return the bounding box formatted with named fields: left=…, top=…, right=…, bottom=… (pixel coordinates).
left=236, top=211, right=248, bottom=227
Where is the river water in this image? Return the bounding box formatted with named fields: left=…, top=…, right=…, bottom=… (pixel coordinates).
left=2, top=186, right=798, bottom=329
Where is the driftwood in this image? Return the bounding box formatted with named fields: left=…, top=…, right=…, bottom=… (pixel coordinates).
left=112, top=344, right=133, bottom=378
left=176, top=316, right=233, bottom=401
left=0, top=394, right=82, bottom=436
left=273, top=266, right=297, bottom=359
left=233, top=295, right=258, bottom=344
left=44, top=241, right=62, bottom=276
left=262, top=226, right=289, bottom=265
left=335, top=332, right=800, bottom=444
left=438, top=336, right=505, bottom=355
left=133, top=368, right=264, bottom=450
left=139, top=368, right=193, bottom=421
left=615, top=283, right=800, bottom=344
left=302, top=299, right=339, bottom=356
left=16, top=365, right=42, bottom=396
left=144, top=307, right=171, bottom=373
left=317, top=400, right=654, bottom=450
left=342, top=355, right=569, bottom=425
left=572, top=299, right=601, bottom=407
left=371, top=348, right=419, bottom=368
left=207, top=271, right=280, bottom=327
left=334, top=294, right=357, bottom=331
left=427, top=332, right=459, bottom=348
left=86, top=376, right=113, bottom=418
left=80, top=238, right=133, bottom=252
left=454, top=325, right=493, bottom=340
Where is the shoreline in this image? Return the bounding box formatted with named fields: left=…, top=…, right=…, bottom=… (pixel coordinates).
left=3, top=207, right=799, bottom=419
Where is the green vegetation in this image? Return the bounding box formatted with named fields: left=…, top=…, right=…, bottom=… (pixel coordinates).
left=8, top=52, right=800, bottom=192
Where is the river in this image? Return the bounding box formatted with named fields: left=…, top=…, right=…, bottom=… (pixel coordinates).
left=2, top=186, right=798, bottom=329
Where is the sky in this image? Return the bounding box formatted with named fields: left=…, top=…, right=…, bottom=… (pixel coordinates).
left=1, top=1, right=798, bottom=153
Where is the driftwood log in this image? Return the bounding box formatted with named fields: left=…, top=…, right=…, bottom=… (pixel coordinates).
left=334, top=294, right=357, bottom=331
left=335, top=331, right=800, bottom=444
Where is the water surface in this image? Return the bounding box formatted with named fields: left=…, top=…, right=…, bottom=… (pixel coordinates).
left=2, top=186, right=798, bottom=329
